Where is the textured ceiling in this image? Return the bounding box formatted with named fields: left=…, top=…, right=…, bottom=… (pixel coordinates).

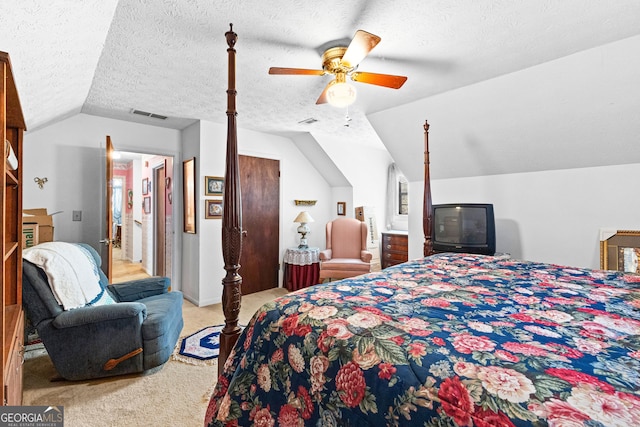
left=2, top=1, right=640, bottom=152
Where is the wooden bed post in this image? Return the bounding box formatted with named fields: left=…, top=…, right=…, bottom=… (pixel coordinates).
left=219, top=23, right=243, bottom=376
left=423, top=120, right=434, bottom=257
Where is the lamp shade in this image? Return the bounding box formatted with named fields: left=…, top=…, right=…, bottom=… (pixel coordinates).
left=326, top=82, right=356, bottom=108
left=294, top=211, right=314, bottom=223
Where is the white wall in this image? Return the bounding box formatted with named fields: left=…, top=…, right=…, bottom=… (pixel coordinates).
left=183, top=120, right=335, bottom=306
left=314, top=135, right=392, bottom=239
left=132, top=159, right=142, bottom=261
left=407, top=163, right=640, bottom=269
left=370, top=35, right=640, bottom=182
left=331, top=187, right=354, bottom=219
left=23, top=113, right=182, bottom=285
left=180, top=121, right=201, bottom=302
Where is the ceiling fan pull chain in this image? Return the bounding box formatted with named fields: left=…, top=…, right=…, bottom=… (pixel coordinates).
left=344, top=107, right=352, bottom=127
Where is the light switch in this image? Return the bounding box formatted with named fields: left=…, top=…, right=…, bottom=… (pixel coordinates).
left=72, top=210, right=82, bottom=221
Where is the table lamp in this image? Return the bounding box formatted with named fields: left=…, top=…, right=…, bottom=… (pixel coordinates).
left=294, top=211, right=314, bottom=249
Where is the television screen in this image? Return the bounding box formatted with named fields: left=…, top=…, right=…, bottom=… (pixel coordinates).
left=432, top=204, right=495, bottom=255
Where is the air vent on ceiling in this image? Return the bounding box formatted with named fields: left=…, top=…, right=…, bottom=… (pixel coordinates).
left=298, top=117, right=318, bottom=125
left=131, top=109, right=168, bottom=120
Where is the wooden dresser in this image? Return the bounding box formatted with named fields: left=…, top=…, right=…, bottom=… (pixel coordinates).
left=381, top=232, right=408, bottom=269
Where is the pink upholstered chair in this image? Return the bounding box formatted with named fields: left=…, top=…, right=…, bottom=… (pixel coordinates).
left=318, top=217, right=372, bottom=283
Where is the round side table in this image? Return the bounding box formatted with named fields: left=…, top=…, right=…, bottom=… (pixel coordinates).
left=283, top=247, right=320, bottom=291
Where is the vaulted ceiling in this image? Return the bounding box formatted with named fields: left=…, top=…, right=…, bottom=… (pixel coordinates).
left=2, top=1, right=639, bottom=169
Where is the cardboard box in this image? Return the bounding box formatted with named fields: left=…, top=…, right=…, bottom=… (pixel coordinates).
left=22, top=223, right=38, bottom=249
left=22, top=208, right=55, bottom=247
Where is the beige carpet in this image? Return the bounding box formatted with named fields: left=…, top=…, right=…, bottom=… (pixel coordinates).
left=23, top=287, right=288, bottom=427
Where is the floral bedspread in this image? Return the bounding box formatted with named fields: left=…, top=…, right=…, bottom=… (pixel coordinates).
left=205, top=253, right=640, bottom=426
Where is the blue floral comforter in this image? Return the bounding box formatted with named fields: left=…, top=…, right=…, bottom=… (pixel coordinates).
left=205, top=253, right=640, bottom=426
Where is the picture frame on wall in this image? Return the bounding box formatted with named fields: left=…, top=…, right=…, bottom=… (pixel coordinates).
left=337, top=201, right=346, bottom=216
left=142, top=178, right=149, bottom=195
left=183, top=157, right=196, bottom=233
left=600, top=229, right=640, bottom=273
left=143, top=196, right=151, bottom=214
left=205, top=176, right=224, bottom=196
left=205, top=199, right=223, bottom=219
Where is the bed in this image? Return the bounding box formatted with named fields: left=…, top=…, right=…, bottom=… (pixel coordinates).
left=207, top=26, right=640, bottom=426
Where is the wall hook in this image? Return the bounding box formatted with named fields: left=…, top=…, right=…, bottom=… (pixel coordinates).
left=34, top=177, right=48, bottom=189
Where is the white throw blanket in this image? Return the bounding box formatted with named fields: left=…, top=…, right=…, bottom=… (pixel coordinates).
left=23, top=242, right=104, bottom=310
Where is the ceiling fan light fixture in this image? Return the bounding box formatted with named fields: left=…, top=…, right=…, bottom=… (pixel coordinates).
left=326, top=81, right=357, bottom=108
left=269, top=30, right=405, bottom=106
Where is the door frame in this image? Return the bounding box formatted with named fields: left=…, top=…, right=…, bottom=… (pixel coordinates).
left=153, top=162, right=167, bottom=276
left=102, top=147, right=179, bottom=288
left=101, top=136, right=114, bottom=283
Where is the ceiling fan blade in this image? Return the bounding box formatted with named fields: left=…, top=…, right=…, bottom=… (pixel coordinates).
left=269, top=67, right=325, bottom=76
left=351, top=71, right=407, bottom=89
left=315, top=80, right=334, bottom=105
left=340, top=30, right=381, bottom=68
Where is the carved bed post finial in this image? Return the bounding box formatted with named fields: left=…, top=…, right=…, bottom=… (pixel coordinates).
left=423, top=120, right=434, bottom=257
left=219, top=23, right=243, bottom=376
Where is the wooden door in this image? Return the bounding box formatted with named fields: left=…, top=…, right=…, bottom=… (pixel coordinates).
left=100, top=135, right=114, bottom=282
left=155, top=164, right=166, bottom=276
left=239, top=155, right=279, bottom=295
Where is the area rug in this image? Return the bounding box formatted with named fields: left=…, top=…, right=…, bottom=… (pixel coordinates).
left=172, top=324, right=245, bottom=366
left=24, top=332, right=48, bottom=360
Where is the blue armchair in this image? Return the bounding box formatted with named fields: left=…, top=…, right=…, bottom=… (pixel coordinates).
left=22, top=243, right=183, bottom=381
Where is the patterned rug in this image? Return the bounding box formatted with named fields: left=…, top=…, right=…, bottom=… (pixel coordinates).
left=172, top=324, right=230, bottom=366
left=25, top=332, right=48, bottom=360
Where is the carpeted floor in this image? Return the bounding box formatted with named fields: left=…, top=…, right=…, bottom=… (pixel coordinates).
left=22, top=287, right=288, bottom=427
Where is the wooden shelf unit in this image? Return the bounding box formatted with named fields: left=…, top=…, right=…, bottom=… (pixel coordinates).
left=1, top=51, right=26, bottom=406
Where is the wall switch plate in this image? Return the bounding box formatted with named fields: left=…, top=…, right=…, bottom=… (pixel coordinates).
left=72, top=210, right=82, bottom=221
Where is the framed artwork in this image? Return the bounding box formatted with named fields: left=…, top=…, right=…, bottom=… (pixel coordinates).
left=205, top=176, right=224, bottom=196
left=143, top=196, right=151, bottom=214
left=183, top=158, right=196, bottom=233
left=600, top=229, right=640, bottom=273
left=337, top=201, right=346, bottom=216
left=205, top=199, right=223, bottom=219
left=142, top=178, right=149, bottom=195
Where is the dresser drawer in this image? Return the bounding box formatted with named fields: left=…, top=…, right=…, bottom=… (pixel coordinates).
left=382, top=242, right=407, bottom=252
left=383, top=251, right=407, bottom=263
left=382, top=233, right=408, bottom=246
left=382, top=233, right=407, bottom=245
left=381, top=233, right=408, bottom=269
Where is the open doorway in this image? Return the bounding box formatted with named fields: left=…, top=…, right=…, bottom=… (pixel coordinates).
left=112, top=151, right=174, bottom=283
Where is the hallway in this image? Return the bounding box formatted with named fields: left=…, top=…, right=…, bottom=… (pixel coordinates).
left=112, top=247, right=150, bottom=283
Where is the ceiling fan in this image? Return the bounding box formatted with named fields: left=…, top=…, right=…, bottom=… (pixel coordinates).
left=268, top=30, right=408, bottom=107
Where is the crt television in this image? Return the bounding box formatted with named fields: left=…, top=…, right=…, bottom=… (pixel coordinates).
left=432, top=203, right=496, bottom=255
